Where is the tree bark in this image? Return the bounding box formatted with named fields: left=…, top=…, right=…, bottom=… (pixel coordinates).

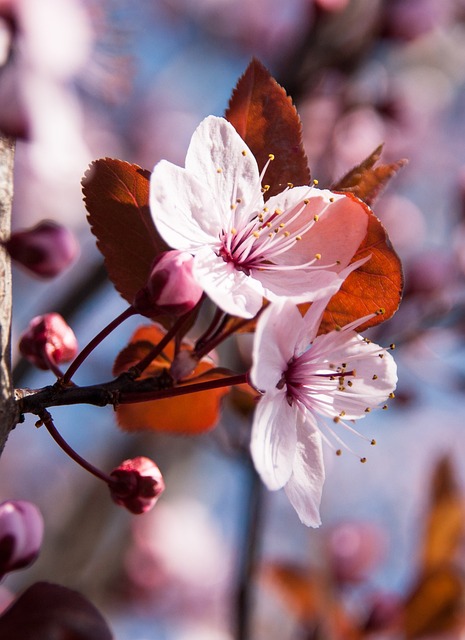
left=0, top=134, right=16, bottom=453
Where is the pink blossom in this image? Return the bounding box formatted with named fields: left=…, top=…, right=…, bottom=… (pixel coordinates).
left=19, top=313, right=78, bottom=370
left=150, top=115, right=369, bottom=318
left=5, top=220, right=79, bottom=278
left=109, top=457, right=165, bottom=515
left=0, top=500, right=44, bottom=578
left=250, top=298, right=397, bottom=527
left=134, top=250, right=203, bottom=317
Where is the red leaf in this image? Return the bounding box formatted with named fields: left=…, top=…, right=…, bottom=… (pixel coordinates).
left=313, top=195, right=403, bottom=333
left=332, top=145, right=407, bottom=206
left=225, top=59, right=310, bottom=198
left=113, top=325, right=229, bottom=434
left=83, top=158, right=168, bottom=304
left=0, top=582, right=113, bottom=640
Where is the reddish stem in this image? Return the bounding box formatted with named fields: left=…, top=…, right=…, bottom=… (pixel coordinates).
left=40, top=410, right=113, bottom=484
left=119, top=372, right=249, bottom=404
left=62, top=306, right=137, bottom=385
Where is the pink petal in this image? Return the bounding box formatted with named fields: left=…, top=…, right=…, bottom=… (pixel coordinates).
left=150, top=160, right=219, bottom=251
left=185, top=116, right=262, bottom=229
left=250, top=392, right=297, bottom=491
left=271, top=190, right=368, bottom=270
left=284, top=413, right=325, bottom=527
left=193, top=246, right=265, bottom=318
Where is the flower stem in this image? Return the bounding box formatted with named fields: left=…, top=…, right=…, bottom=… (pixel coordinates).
left=61, top=306, right=137, bottom=385
left=235, top=452, right=264, bottom=640
left=39, top=410, right=113, bottom=484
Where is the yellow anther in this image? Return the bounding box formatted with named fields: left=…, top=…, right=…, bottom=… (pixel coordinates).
left=268, top=232, right=273, bottom=238
left=216, top=168, right=222, bottom=173
left=274, top=208, right=283, bottom=215
left=336, top=449, right=342, bottom=456
left=378, top=353, right=385, bottom=359
left=304, top=199, right=309, bottom=205
left=315, top=253, right=322, bottom=260
left=376, top=307, right=386, bottom=315
left=389, top=392, right=395, bottom=399
left=360, top=457, right=367, bottom=464
left=263, top=207, right=269, bottom=212
left=313, top=215, right=319, bottom=222
left=236, top=198, right=242, bottom=203
left=383, top=405, right=388, bottom=410
left=252, top=232, right=260, bottom=238
left=266, top=222, right=272, bottom=228
left=295, top=235, right=302, bottom=241
left=347, top=380, right=353, bottom=387
left=372, top=374, right=378, bottom=380
left=279, top=223, right=285, bottom=228
left=333, top=416, right=340, bottom=423
left=283, top=231, right=290, bottom=237
left=339, top=411, right=346, bottom=417
left=329, top=197, right=334, bottom=203
left=313, top=179, right=319, bottom=186
left=287, top=182, right=294, bottom=188
left=371, top=439, right=376, bottom=446
left=365, top=407, right=371, bottom=413
left=230, top=228, right=237, bottom=234
left=268, top=153, right=275, bottom=160
left=241, top=150, right=247, bottom=156
left=390, top=343, right=396, bottom=350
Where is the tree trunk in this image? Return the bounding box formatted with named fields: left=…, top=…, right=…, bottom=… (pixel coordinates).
left=0, top=134, right=16, bottom=453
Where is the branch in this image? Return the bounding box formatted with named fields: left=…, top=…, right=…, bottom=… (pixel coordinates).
left=0, top=134, right=17, bottom=453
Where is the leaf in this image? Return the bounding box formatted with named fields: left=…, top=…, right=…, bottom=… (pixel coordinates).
left=225, top=58, right=310, bottom=198
left=314, top=195, right=403, bottom=333
left=0, top=581, right=113, bottom=640
left=83, top=158, right=168, bottom=304
left=403, top=567, right=464, bottom=638
left=113, top=325, right=229, bottom=434
left=332, top=145, right=407, bottom=206
left=402, top=457, right=465, bottom=638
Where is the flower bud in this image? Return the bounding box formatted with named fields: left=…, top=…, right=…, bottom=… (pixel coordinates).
left=109, top=457, right=165, bottom=515
left=133, top=250, right=203, bottom=317
left=0, top=500, right=44, bottom=578
left=4, top=220, right=79, bottom=278
left=19, top=313, right=78, bottom=370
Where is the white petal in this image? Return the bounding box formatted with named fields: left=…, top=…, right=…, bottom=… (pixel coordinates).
left=150, top=160, right=219, bottom=251
left=284, top=412, right=325, bottom=527
left=250, top=391, right=298, bottom=491
left=255, top=266, right=349, bottom=304
left=185, top=116, right=262, bottom=228
left=193, top=246, right=265, bottom=318
left=251, top=299, right=302, bottom=392
left=312, top=332, right=398, bottom=418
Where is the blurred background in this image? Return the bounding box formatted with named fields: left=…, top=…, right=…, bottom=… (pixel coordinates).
left=3, top=0, right=465, bottom=637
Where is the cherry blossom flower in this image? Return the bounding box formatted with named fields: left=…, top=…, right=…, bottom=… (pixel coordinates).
left=250, top=298, right=397, bottom=527
left=150, top=115, right=369, bottom=318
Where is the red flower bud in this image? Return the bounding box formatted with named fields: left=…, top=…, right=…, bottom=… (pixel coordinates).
left=5, top=220, right=79, bottom=278
left=0, top=500, right=44, bottom=578
left=133, top=250, right=203, bottom=317
left=19, top=313, right=78, bottom=370
left=109, top=457, right=164, bottom=515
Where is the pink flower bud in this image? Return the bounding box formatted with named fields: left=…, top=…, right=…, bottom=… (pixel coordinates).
left=133, top=250, right=203, bottom=317
left=19, top=313, right=78, bottom=370
left=109, top=457, right=165, bottom=515
left=0, top=500, right=44, bottom=578
left=5, top=220, right=79, bottom=278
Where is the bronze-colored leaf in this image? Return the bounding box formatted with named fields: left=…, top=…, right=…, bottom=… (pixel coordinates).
left=225, top=58, right=310, bottom=198
left=83, top=158, right=168, bottom=304
left=316, top=198, right=403, bottom=334
left=332, top=145, right=407, bottom=206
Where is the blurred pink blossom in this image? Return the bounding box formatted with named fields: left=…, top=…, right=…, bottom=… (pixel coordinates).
left=19, top=312, right=78, bottom=371
left=0, top=500, right=44, bottom=578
